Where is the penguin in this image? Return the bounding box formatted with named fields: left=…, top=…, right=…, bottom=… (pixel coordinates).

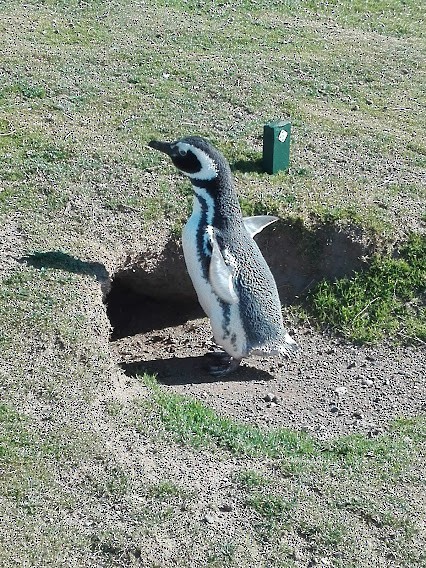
left=148, top=136, right=298, bottom=376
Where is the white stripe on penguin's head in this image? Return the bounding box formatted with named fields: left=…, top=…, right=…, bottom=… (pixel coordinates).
left=175, top=142, right=218, bottom=181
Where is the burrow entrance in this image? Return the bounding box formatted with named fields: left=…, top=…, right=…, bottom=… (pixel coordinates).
left=107, top=283, right=203, bottom=341
left=106, top=219, right=377, bottom=342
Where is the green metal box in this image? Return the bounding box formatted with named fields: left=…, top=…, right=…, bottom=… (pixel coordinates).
left=262, top=120, right=291, bottom=174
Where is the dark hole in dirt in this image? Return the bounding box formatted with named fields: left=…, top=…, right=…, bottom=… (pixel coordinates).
left=107, top=278, right=203, bottom=340
left=106, top=220, right=377, bottom=341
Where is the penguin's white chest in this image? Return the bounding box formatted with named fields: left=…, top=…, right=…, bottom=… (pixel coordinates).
left=182, top=206, right=246, bottom=359
left=181, top=213, right=213, bottom=316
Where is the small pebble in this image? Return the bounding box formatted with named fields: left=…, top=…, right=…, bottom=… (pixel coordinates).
left=334, top=386, right=347, bottom=396
left=353, top=410, right=364, bottom=419
left=203, top=514, right=215, bottom=524
left=264, top=393, right=280, bottom=403
left=347, top=361, right=356, bottom=369
left=361, top=378, right=374, bottom=387
left=330, top=405, right=339, bottom=414
left=151, top=335, right=163, bottom=343
left=219, top=503, right=233, bottom=512
left=368, top=427, right=383, bottom=437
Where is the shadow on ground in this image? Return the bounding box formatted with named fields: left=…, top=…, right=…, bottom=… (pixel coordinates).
left=120, top=356, right=273, bottom=385
left=20, top=251, right=109, bottom=282
left=230, top=157, right=264, bottom=174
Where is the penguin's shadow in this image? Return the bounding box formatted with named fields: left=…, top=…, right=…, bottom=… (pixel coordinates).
left=120, top=356, right=273, bottom=385
left=19, top=251, right=109, bottom=282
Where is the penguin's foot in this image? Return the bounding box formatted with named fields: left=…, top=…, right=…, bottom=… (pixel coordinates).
left=205, top=352, right=242, bottom=377
left=206, top=350, right=230, bottom=361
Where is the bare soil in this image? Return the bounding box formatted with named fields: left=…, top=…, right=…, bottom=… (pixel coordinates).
left=110, top=292, right=425, bottom=441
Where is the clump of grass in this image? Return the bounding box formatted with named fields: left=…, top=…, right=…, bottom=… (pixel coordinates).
left=14, top=81, right=46, bottom=99
left=206, top=540, right=237, bottom=566
left=247, top=493, right=296, bottom=524
left=148, top=480, right=193, bottom=500
left=298, top=519, right=347, bottom=552
left=0, top=404, right=34, bottom=463
left=240, top=193, right=297, bottom=217
left=307, top=233, right=426, bottom=342
left=234, top=469, right=270, bottom=489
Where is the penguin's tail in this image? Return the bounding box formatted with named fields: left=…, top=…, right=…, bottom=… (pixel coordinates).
left=277, top=332, right=299, bottom=357
left=248, top=331, right=299, bottom=359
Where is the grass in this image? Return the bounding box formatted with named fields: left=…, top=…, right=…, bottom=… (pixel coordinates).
left=137, top=375, right=426, bottom=566
left=143, top=374, right=317, bottom=458
left=0, top=0, right=425, bottom=566
left=1, top=0, right=425, bottom=239
left=143, top=374, right=425, bottom=465
left=307, top=233, right=426, bottom=342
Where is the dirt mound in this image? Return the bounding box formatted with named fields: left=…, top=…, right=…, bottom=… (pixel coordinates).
left=110, top=220, right=377, bottom=304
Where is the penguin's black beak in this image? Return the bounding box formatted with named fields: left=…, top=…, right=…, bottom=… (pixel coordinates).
left=148, top=140, right=174, bottom=156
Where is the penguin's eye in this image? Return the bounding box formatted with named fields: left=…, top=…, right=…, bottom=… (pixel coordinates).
left=178, top=149, right=187, bottom=157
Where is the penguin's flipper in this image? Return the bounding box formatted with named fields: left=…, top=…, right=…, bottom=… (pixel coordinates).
left=243, top=215, right=279, bottom=239
left=208, top=229, right=239, bottom=305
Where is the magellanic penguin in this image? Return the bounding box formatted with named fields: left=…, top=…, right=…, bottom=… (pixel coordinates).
left=148, top=136, right=298, bottom=376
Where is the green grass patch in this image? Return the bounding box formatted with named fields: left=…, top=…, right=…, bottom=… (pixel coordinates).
left=148, top=480, right=194, bottom=501
left=143, top=375, right=425, bottom=467
left=206, top=540, right=237, bottom=566
left=240, top=193, right=298, bottom=217
left=234, top=469, right=270, bottom=489
left=14, top=81, right=46, bottom=99
left=0, top=404, right=37, bottom=463
left=247, top=492, right=296, bottom=525
left=298, top=518, right=347, bottom=552
left=143, top=375, right=316, bottom=458
left=307, top=233, right=426, bottom=342
left=311, top=204, right=389, bottom=235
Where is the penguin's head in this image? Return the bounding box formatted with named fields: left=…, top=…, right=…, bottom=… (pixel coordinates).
left=148, top=136, right=227, bottom=181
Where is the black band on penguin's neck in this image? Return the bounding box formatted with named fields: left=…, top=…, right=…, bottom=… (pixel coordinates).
left=191, top=177, right=219, bottom=193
